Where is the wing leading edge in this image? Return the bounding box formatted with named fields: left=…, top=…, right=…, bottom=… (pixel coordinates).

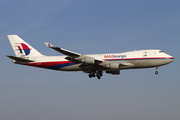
left=45, top=42, right=81, bottom=58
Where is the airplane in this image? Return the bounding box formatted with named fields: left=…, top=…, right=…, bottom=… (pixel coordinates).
left=7, top=35, right=174, bottom=79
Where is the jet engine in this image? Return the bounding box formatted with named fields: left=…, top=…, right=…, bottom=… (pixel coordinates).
left=81, top=57, right=95, bottom=64
left=105, top=63, right=120, bottom=69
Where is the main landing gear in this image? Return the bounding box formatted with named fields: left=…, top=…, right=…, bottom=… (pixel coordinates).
left=88, top=72, right=103, bottom=79
left=155, top=67, right=159, bottom=75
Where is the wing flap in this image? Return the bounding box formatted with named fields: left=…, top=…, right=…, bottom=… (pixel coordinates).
left=65, top=56, right=79, bottom=63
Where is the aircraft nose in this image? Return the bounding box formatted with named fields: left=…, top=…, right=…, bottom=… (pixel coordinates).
left=171, top=56, right=174, bottom=62
left=168, top=55, right=174, bottom=63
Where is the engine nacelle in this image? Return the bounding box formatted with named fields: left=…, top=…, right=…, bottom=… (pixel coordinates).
left=105, top=63, right=120, bottom=69
left=106, top=70, right=120, bottom=75
left=81, top=57, right=95, bottom=64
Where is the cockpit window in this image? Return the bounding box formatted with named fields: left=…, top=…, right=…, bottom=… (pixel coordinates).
left=159, top=51, right=163, bottom=53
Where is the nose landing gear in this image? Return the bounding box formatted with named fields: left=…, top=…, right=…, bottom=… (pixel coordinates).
left=155, top=67, right=159, bottom=75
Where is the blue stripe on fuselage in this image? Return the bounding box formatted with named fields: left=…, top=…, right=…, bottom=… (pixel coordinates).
left=47, top=62, right=76, bottom=70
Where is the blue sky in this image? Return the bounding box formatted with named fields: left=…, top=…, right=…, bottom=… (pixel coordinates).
left=1, top=0, right=180, bottom=120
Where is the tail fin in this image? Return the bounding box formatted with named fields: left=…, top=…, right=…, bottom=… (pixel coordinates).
left=7, top=35, right=44, bottom=57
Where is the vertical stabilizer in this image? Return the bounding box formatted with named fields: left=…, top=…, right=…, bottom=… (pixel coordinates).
left=7, top=35, right=44, bottom=57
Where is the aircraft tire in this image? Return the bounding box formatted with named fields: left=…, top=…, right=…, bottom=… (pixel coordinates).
left=89, top=73, right=93, bottom=78
left=155, top=71, right=158, bottom=75
left=96, top=74, right=101, bottom=79
left=99, top=73, right=102, bottom=76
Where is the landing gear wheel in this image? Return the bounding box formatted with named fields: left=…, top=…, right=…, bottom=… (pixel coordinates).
left=88, top=73, right=96, bottom=78
left=96, top=74, right=101, bottom=79
left=88, top=73, right=93, bottom=78
left=97, top=71, right=103, bottom=77
left=155, top=71, right=158, bottom=75
left=155, top=67, right=159, bottom=75
left=97, top=76, right=101, bottom=79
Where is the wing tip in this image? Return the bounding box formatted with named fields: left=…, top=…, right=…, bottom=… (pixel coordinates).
left=45, top=42, right=54, bottom=48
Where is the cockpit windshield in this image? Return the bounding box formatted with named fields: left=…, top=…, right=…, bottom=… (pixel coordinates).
left=159, top=51, right=163, bottom=53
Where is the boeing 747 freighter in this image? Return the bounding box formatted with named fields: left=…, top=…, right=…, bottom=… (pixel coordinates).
left=7, top=35, right=174, bottom=79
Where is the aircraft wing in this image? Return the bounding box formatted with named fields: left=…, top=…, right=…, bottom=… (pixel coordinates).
left=45, top=42, right=81, bottom=58
left=45, top=42, right=103, bottom=63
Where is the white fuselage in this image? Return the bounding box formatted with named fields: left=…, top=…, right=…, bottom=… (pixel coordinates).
left=23, top=49, right=174, bottom=71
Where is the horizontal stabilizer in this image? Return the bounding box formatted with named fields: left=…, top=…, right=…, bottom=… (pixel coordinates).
left=6, top=55, right=34, bottom=62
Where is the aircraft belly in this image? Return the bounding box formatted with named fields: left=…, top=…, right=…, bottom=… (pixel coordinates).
left=130, top=59, right=169, bottom=68
left=59, top=64, right=81, bottom=71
